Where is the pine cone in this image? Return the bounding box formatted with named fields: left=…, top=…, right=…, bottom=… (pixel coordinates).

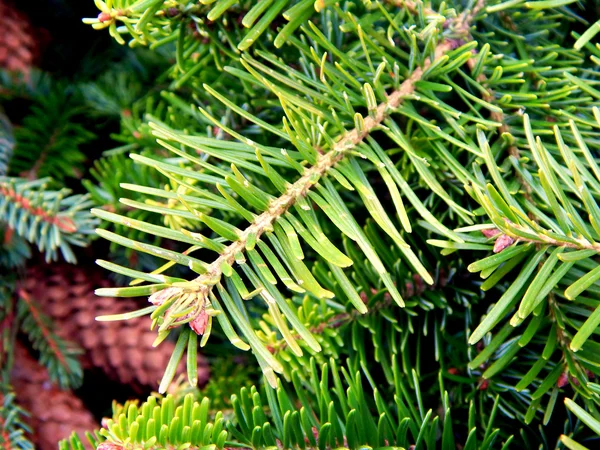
left=11, top=344, right=97, bottom=450
left=22, top=264, right=210, bottom=392
left=0, top=1, right=38, bottom=74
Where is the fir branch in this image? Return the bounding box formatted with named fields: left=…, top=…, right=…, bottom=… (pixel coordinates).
left=0, top=183, right=78, bottom=233
left=0, top=177, right=96, bottom=262
left=8, top=87, right=92, bottom=182
left=92, top=0, right=491, bottom=392
left=174, top=0, right=486, bottom=330
left=0, top=391, right=32, bottom=450
left=17, top=289, right=83, bottom=389
left=77, top=0, right=600, bottom=443
left=488, top=222, right=600, bottom=252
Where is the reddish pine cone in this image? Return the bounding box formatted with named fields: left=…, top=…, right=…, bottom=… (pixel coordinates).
left=22, top=264, right=210, bottom=392
left=11, top=344, right=97, bottom=450
left=0, top=1, right=39, bottom=74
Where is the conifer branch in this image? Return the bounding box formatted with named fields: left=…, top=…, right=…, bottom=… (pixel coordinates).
left=79, top=0, right=600, bottom=441
left=17, top=289, right=83, bottom=389
left=176, top=1, right=487, bottom=331
left=0, top=177, right=96, bottom=262
left=0, top=183, right=77, bottom=233
left=492, top=223, right=600, bottom=252
left=0, top=391, right=32, bottom=450
left=17, top=290, right=69, bottom=368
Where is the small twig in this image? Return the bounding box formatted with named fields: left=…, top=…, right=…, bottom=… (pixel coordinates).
left=507, top=222, right=600, bottom=252
left=271, top=273, right=448, bottom=354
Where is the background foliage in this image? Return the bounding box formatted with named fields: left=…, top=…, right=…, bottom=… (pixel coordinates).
left=4, top=0, right=600, bottom=449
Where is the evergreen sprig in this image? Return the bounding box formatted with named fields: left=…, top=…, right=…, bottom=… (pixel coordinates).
left=92, top=0, right=486, bottom=390
left=85, top=0, right=600, bottom=445
left=0, top=390, right=33, bottom=450
left=17, top=289, right=83, bottom=389
left=0, top=177, right=96, bottom=262
left=8, top=87, right=93, bottom=182
left=426, top=115, right=600, bottom=422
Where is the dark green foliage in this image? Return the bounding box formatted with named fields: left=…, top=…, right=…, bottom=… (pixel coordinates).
left=84, top=153, right=165, bottom=238
left=76, top=1, right=600, bottom=447
left=195, top=355, right=258, bottom=410
left=0, top=72, right=95, bottom=183
left=8, top=86, right=93, bottom=182
left=61, top=358, right=511, bottom=450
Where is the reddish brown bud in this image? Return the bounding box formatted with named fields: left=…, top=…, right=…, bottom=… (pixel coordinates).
left=98, top=12, right=112, bottom=23
left=493, top=234, right=515, bottom=253
left=190, top=309, right=209, bottom=335
left=557, top=372, right=569, bottom=388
